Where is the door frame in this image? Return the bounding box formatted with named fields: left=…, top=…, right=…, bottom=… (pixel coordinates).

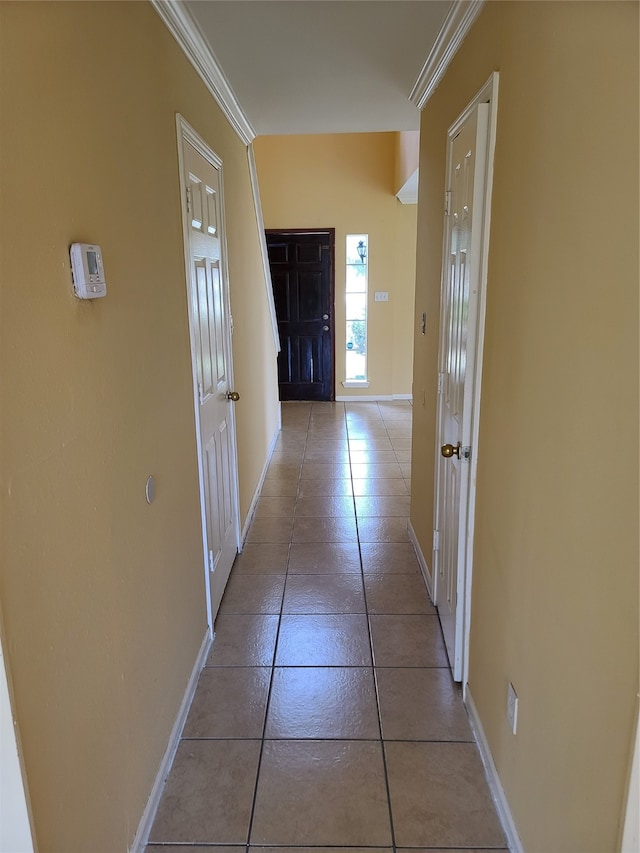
left=265, top=228, right=336, bottom=401
left=176, top=113, right=241, bottom=636
left=432, top=72, right=499, bottom=689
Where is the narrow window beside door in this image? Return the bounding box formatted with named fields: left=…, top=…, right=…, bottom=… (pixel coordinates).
left=345, top=234, right=368, bottom=383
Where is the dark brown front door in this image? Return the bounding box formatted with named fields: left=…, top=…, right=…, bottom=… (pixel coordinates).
left=266, top=230, right=334, bottom=401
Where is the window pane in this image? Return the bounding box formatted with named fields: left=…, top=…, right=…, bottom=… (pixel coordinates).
left=346, top=319, right=366, bottom=355
left=346, top=264, right=366, bottom=292
left=346, top=292, right=366, bottom=320
left=346, top=234, right=367, bottom=266
left=346, top=233, right=367, bottom=382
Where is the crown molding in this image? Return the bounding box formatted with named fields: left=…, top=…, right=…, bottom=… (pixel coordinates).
left=151, top=0, right=255, bottom=146
left=409, top=0, right=485, bottom=110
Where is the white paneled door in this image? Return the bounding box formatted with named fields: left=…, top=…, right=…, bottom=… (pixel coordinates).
left=434, top=101, right=490, bottom=681
left=181, top=124, right=240, bottom=626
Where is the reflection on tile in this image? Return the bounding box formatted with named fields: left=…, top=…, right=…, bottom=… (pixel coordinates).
left=251, top=741, right=392, bottom=846
left=265, top=463, right=301, bottom=480
left=208, top=615, right=279, bottom=666
left=149, top=740, right=260, bottom=844
left=349, top=450, right=399, bottom=464
left=385, top=742, right=506, bottom=848
left=265, top=667, right=379, bottom=738
left=295, top=495, right=355, bottom=517
left=298, top=478, right=354, bottom=497
left=349, top=438, right=393, bottom=451
left=271, top=442, right=305, bottom=455
left=218, top=575, right=286, bottom=614
left=260, top=478, right=299, bottom=497
left=292, top=516, right=358, bottom=543
left=301, top=462, right=352, bottom=479
left=303, top=449, right=351, bottom=463
left=347, top=428, right=389, bottom=438
left=376, top=668, right=473, bottom=741
left=364, top=573, right=435, bottom=614
left=350, top=462, right=404, bottom=479
left=355, top=495, right=411, bottom=517
left=369, top=615, right=448, bottom=667
left=276, top=615, right=372, bottom=666
left=283, top=574, right=365, bottom=614
left=246, top=517, right=293, bottom=544
left=254, top=497, right=297, bottom=518
left=183, top=667, right=271, bottom=738
left=304, top=439, right=349, bottom=451
left=357, top=517, right=410, bottom=543
left=288, top=543, right=361, bottom=574
left=232, top=544, right=289, bottom=574
left=352, top=478, right=409, bottom=496
left=360, top=543, right=420, bottom=574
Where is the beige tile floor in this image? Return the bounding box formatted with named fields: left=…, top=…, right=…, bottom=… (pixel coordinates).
left=146, top=401, right=507, bottom=852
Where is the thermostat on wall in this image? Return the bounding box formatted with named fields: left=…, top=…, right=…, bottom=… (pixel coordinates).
left=70, top=243, right=107, bottom=299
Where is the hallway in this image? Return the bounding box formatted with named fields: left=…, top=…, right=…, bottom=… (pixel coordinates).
left=146, top=401, right=507, bottom=851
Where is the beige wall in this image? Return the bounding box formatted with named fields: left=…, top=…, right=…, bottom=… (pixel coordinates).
left=411, top=2, right=639, bottom=850
left=254, top=133, right=417, bottom=398
left=0, top=2, right=279, bottom=849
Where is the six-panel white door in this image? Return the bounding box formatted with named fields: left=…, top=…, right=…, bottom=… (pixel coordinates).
left=184, top=139, right=239, bottom=622
left=434, top=104, right=489, bottom=680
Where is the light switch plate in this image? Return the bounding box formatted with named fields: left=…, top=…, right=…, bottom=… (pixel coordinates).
left=374, top=291, right=389, bottom=302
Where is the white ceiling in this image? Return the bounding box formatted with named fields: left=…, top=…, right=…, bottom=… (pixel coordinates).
left=185, top=1, right=453, bottom=135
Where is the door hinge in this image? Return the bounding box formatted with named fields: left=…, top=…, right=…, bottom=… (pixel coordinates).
left=208, top=550, right=214, bottom=572
left=433, top=530, right=439, bottom=551
left=444, top=190, right=451, bottom=216
left=437, top=372, right=444, bottom=394
left=186, top=185, right=192, bottom=216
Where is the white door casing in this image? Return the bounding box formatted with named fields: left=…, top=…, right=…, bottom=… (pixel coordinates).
left=177, top=116, right=241, bottom=629
left=433, top=74, right=498, bottom=685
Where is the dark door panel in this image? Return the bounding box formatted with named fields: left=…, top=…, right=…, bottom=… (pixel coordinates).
left=267, top=230, right=334, bottom=401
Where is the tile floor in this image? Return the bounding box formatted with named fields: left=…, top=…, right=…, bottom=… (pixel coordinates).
left=146, top=401, right=507, bottom=852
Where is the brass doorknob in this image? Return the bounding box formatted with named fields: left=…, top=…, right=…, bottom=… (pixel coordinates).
left=441, top=443, right=460, bottom=458
left=226, top=391, right=240, bottom=402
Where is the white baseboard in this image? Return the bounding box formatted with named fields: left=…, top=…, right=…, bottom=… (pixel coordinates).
left=129, top=630, right=212, bottom=853
left=408, top=519, right=433, bottom=600
left=240, top=419, right=280, bottom=546
left=464, top=687, right=524, bottom=853
left=335, top=394, right=413, bottom=402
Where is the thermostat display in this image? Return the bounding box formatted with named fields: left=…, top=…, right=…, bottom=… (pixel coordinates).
left=70, top=243, right=107, bottom=299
